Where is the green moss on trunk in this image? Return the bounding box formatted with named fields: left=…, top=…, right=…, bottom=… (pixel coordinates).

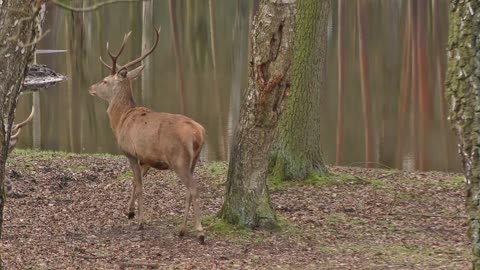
left=446, top=0, right=480, bottom=268
left=269, top=0, right=330, bottom=181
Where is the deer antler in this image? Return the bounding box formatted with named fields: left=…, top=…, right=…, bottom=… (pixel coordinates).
left=100, top=31, right=132, bottom=74
left=12, top=106, right=34, bottom=133
left=119, top=26, right=161, bottom=71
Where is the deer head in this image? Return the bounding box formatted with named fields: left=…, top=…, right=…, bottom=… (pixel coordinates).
left=9, top=107, right=34, bottom=154
left=88, top=27, right=160, bottom=102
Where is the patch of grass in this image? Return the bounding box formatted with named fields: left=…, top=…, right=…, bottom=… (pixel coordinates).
left=202, top=215, right=252, bottom=239
left=117, top=171, right=133, bottom=182
left=268, top=172, right=385, bottom=191
left=202, top=214, right=299, bottom=241
left=326, top=212, right=348, bottom=225
left=12, top=148, right=72, bottom=160
left=203, top=161, right=228, bottom=178
left=275, top=215, right=302, bottom=235
left=441, top=176, right=465, bottom=189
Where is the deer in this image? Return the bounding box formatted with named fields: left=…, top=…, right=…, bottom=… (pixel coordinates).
left=88, top=27, right=206, bottom=244
left=5, top=107, right=35, bottom=196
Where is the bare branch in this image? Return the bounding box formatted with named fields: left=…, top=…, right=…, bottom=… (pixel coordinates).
left=19, top=29, right=51, bottom=48
left=51, top=0, right=147, bottom=12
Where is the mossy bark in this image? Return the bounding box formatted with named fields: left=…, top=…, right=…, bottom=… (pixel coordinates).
left=0, top=0, right=45, bottom=247
left=269, top=0, right=330, bottom=181
left=445, top=0, right=480, bottom=268
left=220, top=0, right=295, bottom=229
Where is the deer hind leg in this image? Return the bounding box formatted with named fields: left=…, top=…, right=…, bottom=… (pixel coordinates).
left=179, top=192, right=191, bottom=237
left=190, top=177, right=205, bottom=244
left=128, top=157, right=145, bottom=230
left=176, top=168, right=204, bottom=244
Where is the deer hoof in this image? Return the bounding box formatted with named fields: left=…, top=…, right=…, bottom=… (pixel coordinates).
left=127, top=212, right=135, bottom=219
left=178, top=229, right=186, bottom=237
left=138, top=223, right=144, bottom=230
left=198, top=235, right=205, bottom=245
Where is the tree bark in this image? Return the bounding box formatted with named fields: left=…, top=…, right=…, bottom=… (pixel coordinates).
left=0, top=0, right=45, bottom=236
left=445, top=0, right=480, bottom=268
left=220, top=0, right=295, bottom=228
left=269, top=0, right=330, bottom=180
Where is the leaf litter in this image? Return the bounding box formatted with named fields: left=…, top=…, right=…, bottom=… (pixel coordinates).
left=0, top=150, right=469, bottom=269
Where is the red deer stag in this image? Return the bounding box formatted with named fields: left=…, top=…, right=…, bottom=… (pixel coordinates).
left=88, top=28, right=206, bottom=243
left=5, top=107, right=35, bottom=195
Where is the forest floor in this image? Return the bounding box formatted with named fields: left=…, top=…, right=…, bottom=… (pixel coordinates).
left=1, top=150, right=468, bottom=269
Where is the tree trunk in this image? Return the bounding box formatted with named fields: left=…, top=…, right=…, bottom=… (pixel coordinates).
left=141, top=0, right=154, bottom=104
left=445, top=0, right=480, bottom=268
left=0, top=3, right=45, bottom=268
left=415, top=0, right=430, bottom=171
left=269, top=0, right=330, bottom=181
left=168, top=0, right=186, bottom=114
left=395, top=0, right=412, bottom=168
left=356, top=0, right=375, bottom=168
left=220, top=0, right=295, bottom=229
left=335, top=0, right=346, bottom=166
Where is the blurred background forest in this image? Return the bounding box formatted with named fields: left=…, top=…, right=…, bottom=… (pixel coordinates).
left=14, top=0, right=455, bottom=172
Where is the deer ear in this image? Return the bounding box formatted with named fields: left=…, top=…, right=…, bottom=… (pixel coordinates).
left=127, top=65, right=145, bottom=81
left=117, top=67, right=128, bottom=79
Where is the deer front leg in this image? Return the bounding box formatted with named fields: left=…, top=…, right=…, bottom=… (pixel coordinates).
left=127, top=182, right=136, bottom=219
left=128, top=158, right=145, bottom=230
left=126, top=165, right=149, bottom=219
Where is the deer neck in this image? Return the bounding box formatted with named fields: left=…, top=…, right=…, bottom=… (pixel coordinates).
left=107, top=83, right=136, bottom=133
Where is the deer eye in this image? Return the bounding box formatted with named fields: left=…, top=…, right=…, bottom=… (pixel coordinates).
left=102, top=81, right=107, bottom=84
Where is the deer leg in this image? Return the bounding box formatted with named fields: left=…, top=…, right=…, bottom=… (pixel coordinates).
left=179, top=192, right=191, bottom=237
left=128, top=158, right=145, bottom=230
left=141, top=165, right=150, bottom=177
left=190, top=176, right=204, bottom=244
left=127, top=180, right=136, bottom=219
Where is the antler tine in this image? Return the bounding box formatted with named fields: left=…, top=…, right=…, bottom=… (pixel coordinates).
left=10, top=128, right=21, bottom=140
left=12, top=106, right=34, bottom=131
left=99, top=56, right=113, bottom=70
left=116, top=31, right=132, bottom=59
left=120, top=27, right=161, bottom=71
left=105, top=31, right=133, bottom=74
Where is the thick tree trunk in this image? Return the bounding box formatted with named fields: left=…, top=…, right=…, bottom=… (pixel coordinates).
left=270, top=0, right=330, bottom=181
left=220, top=0, right=295, bottom=229
left=445, top=0, right=480, bottom=268
left=0, top=0, right=45, bottom=236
